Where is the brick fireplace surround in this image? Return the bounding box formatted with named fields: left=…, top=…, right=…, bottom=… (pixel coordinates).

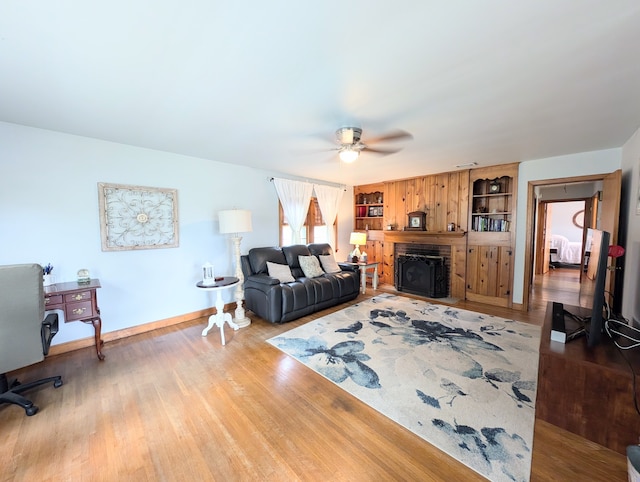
left=381, top=231, right=467, bottom=300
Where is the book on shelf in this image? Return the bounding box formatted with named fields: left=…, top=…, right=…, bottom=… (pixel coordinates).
left=473, top=217, right=510, bottom=232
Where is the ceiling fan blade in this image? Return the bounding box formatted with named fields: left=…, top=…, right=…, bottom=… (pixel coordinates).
left=365, top=130, right=413, bottom=144
left=291, top=146, right=340, bottom=155
left=362, top=146, right=402, bottom=155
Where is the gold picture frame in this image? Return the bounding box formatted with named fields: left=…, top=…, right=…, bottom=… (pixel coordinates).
left=98, top=182, right=179, bottom=251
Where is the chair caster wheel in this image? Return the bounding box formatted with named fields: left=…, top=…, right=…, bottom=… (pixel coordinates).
left=54, top=379, right=63, bottom=388
left=25, top=405, right=39, bottom=416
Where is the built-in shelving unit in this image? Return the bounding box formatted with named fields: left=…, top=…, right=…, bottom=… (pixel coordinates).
left=466, top=163, right=518, bottom=308
left=470, top=175, right=513, bottom=232
left=355, top=190, right=384, bottom=231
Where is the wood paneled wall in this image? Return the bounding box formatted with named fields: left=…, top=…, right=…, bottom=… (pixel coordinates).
left=383, top=170, right=469, bottom=233
left=357, top=170, right=471, bottom=291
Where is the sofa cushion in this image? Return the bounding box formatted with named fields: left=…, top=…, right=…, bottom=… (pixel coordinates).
left=318, top=254, right=341, bottom=273
left=282, top=245, right=311, bottom=278
left=248, top=247, right=287, bottom=275
left=298, top=255, right=325, bottom=278
left=308, top=243, right=334, bottom=257
left=266, top=262, right=295, bottom=283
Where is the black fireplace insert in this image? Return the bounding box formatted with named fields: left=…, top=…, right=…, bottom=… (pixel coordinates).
left=396, top=254, right=448, bottom=298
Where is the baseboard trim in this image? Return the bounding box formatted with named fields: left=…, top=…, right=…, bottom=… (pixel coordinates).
left=48, top=303, right=235, bottom=357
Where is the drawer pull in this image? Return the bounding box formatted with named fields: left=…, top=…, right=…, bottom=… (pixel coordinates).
left=45, top=297, right=51, bottom=304
left=73, top=294, right=84, bottom=301
left=72, top=307, right=87, bottom=315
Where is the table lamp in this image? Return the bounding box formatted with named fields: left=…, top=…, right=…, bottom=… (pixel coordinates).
left=219, top=209, right=252, bottom=328
left=349, top=232, right=367, bottom=262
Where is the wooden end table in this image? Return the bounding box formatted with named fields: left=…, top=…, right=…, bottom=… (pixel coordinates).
left=340, top=262, right=379, bottom=294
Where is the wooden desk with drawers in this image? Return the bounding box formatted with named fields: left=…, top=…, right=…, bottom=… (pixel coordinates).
left=44, top=279, right=104, bottom=360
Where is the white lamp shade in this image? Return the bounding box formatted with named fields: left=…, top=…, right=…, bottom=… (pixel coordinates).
left=219, top=209, right=252, bottom=234
left=349, top=232, right=367, bottom=246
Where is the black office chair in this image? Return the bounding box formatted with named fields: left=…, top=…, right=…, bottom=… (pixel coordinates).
left=0, top=264, right=63, bottom=416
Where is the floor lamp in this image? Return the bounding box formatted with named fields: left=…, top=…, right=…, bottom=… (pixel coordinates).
left=218, top=209, right=252, bottom=328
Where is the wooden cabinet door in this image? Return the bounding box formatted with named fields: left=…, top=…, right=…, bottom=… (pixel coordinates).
left=466, top=244, right=513, bottom=307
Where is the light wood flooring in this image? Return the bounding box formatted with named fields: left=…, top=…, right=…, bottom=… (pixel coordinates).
left=0, top=272, right=629, bottom=481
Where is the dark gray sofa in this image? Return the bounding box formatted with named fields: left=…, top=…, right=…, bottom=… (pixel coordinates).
left=240, top=243, right=360, bottom=323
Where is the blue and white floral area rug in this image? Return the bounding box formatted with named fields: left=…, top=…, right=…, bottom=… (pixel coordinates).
left=268, top=294, right=541, bottom=482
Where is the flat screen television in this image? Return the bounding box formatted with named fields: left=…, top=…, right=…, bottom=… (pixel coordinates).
left=567, top=228, right=611, bottom=347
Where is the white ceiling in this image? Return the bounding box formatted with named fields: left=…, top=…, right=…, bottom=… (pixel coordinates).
left=2, top=1, right=640, bottom=186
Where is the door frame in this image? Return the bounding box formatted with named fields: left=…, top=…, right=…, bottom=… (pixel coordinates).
left=522, top=172, right=620, bottom=311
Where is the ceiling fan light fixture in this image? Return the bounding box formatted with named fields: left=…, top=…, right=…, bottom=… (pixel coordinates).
left=339, top=146, right=360, bottom=163
left=336, top=127, right=362, bottom=144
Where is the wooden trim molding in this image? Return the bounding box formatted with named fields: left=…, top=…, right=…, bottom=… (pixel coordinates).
left=384, top=231, right=467, bottom=245
left=47, top=304, right=232, bottom=357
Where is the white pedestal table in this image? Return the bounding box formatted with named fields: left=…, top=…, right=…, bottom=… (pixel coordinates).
left=196, top=277, right=240, bottom=345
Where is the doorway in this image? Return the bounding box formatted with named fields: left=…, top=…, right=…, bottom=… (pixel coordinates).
left=531, top=198, right=589, bottom=311
left=523, top=170, right=622, bottom=312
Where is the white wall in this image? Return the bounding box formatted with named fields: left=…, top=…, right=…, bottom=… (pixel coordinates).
left=548, top=201, right=584, bottom=243
left=3, top=121, right=635, bottom=339
left=621, top=126, right=640, bottom=323
left=0, top=122, right=354, bottom=346
left=513, top=148, right=622, bottom=304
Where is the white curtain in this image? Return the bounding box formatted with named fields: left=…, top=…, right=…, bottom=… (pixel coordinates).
left=313, top=183, right=344, bottom=249
left=273, top=178, right=314, bottom=244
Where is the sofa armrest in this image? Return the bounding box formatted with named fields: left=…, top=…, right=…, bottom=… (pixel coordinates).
left=245, top=274, right=280, bottom=287
left=338, top=262, right=359, bottom=273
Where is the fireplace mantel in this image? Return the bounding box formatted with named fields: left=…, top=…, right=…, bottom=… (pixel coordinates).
left=384, top=231, right=466, bottom=245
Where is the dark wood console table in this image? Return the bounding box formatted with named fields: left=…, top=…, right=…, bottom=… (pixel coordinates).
left=44, top=279, right=104, bottom=360
left=536, top=302, right=640, bottom=454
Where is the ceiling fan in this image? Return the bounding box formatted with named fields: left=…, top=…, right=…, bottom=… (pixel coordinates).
left=334, top=127, right=412, bottom=163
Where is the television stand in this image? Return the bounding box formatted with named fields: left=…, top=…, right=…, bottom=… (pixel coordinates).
left=550, top=301, right=586, bottom=343
left=536, top=301, right=640, bottom=455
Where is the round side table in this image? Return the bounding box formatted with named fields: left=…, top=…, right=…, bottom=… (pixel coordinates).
left=196, top=277, right=239, bottom=345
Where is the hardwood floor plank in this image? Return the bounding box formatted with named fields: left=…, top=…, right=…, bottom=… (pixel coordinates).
left=0, top=285, right=630, bottom=481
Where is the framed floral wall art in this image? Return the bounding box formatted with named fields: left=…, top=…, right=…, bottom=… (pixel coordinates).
left=98, top=182, right=179, bottom=251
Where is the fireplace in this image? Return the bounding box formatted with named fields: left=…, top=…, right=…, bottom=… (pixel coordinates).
left=396, top=254, right=448, bottom=298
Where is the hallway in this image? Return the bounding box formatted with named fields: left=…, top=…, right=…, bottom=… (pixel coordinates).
left=530, top=267, right=581, bottom=312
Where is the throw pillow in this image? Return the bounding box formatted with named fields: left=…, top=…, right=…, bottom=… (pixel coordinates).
left=266, top=261, right=295, bottom=283
left=298, top=255, right=325, bottom=278
left=319, top=254, right=341, bottom=274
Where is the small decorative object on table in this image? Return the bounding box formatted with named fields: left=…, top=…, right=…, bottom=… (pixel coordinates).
left=77, top=268, right=91, bottom=284
left=201, top=262, right=216, bottom=286
left=42, top=263, right=54, bottom=286
left=405, top=211, right=427, bottom=231
left=349, top=232, right=367, bottom=263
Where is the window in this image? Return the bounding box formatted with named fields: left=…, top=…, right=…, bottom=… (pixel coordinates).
left=279, top=197, right=336, bottom=246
